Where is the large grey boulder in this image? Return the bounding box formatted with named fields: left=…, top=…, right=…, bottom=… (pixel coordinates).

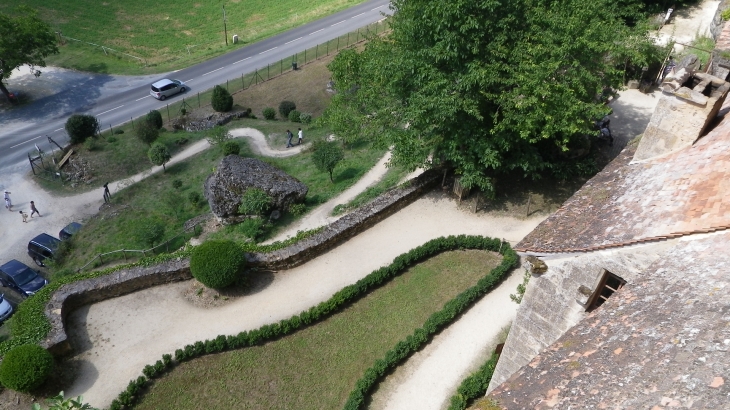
left=204, top=156, right=307, bottom=224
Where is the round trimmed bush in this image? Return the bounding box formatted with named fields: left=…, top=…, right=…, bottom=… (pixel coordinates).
left=262, top=107, right=276, bottom=120
left=279, top=100, right=296, bottom=118
left=211, top=85, right=233, bottom=112
left=190, top=240, right=246, bottom=289
left=146, top=110, right=163, bottom=129
left=0, top=344, right=54, bottom=392
left=222, top=140, right=240, bottom=156
left=288, top=110, right=301, bottom=123
left=65, top=114, right=100, bottom=144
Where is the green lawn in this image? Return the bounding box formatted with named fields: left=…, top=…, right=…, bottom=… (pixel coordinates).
left=56, top=121, right=385, bottom=271
left=135, top=249, right=502, bottom=410
left=1, top=0, right=367, bottom=74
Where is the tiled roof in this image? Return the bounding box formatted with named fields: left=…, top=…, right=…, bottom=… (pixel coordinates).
left=489, top=232, right=730, bottom=409
left=516, top=111, right=730, bottom=253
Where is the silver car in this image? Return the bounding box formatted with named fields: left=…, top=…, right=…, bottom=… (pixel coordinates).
left=150, top=79, right=186, bottom=100
left=0, top=294, right=12, bottom=324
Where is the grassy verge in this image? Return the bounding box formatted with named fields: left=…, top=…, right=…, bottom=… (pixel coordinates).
left=25, top=0, right=369, bottom=75
left=332, top=164, right=410, bottom=216
left=56, top=122, right=384, bottom=270
left=135, top=249, right=502, bottom=410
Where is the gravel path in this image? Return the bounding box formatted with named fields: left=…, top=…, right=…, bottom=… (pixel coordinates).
left=64, top=190, right=546, bottom=408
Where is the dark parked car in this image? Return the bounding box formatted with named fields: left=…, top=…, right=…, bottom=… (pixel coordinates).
left=59, top=222, right=83, bottom=240
left=0, top=260, right=48, bottom=297
left=28, top=233, right=61, bottom=267
left=0, top=293, right=13, bottom=323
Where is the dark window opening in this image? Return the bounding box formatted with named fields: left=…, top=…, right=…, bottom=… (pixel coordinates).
left=587, top=270, right=625, bottom=312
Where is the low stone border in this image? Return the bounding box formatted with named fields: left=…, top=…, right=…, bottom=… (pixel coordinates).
left=40, top=169, right=441, bottom=356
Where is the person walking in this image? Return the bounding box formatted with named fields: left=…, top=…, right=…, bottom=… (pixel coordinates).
left=30, top=201, right=41, bottom=217
left=286, top=130, right=294, bottom=148
left=297, top=128, right=303, bottom=145
left=19, top=211, right=28, bottom=223
left=3, top=190, right=11, bottom=211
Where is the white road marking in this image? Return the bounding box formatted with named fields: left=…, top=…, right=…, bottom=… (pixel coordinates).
left=309, top=29, right=324, bottom=35
left=285, top=37, right=303, bottom=45
left=10, top=136, right=43, bottom=149
left=371, top=6, right=385, bottom=10
left=259, top=47, right=278, bottom=54
left=202, top=67, right=225, bottom=76
left=331, top=20, right=345, bottom=26
left=97, top=105, right=124, bottom=116
left=185, top=79, right=194, bottom=82
left=232, top=57, right=251, bottom=65
left=135, top=96, right=148, bottom=101
left=351, top=12, right=365, bottom=19
left=54, top=128, right=63, bottom=131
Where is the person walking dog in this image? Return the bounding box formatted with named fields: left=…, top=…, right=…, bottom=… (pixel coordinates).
left=30, top=201, right=41, bottom=217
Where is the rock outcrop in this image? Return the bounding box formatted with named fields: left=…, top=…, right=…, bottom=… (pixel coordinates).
left=204, top=156, right=307, bottom=224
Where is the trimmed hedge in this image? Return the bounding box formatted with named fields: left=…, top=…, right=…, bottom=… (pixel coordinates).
left=0, top=227, right=324, bottom=357
left=0, top=344, right=54, bottom=392
left=110, top=235, right=516, bottom=409
left=447, top=352, right=500, bottom=410
left=190, top=240, right=246, bottom=289
left=342, top=238, right=517, bottom=410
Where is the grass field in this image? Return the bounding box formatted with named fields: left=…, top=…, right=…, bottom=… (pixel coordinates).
left=0, top=0, right=367, bottom=74
left=134, top=249, right=502, bottom=410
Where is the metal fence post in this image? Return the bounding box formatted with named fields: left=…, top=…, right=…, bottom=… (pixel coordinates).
left=226, top=79, right=229, bottom=91
left=198, top=92, right=201, bottom=108
left=337, top=36, right=340, bottom=50
left=241, top=74, right=244, bottom=90
left=267, top=64, right=270, bottom=80
left=166, top=104, right=170, bottom=122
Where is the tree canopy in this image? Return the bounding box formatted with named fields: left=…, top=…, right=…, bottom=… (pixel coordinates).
left=0, top=6, right=58, bottom=101
left=322, top=0, right=660, bottom=194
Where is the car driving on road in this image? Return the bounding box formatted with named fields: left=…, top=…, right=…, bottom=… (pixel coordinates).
left=0, top=260, right=48, bottom=297
left=150, top=79, right=186, bottom=100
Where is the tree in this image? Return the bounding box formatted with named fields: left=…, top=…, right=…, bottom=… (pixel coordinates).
left=134, top=219, right=165, bottom=248
left=322, top=0, right=659, bottom=195
left=206, top=125, right=230, bottom=147
left=65, top=115, right=100, bottom=144
left=148, top=142, right=171, bottom=171
left=211, top=85, right=233, bottom=112
left=311, top=140, right=344, bottom=183
left=136, top=120, right=159, bottom=146
left=0, top=6, right=59, bottom=103
left=32, top=391, right=98, bottom=410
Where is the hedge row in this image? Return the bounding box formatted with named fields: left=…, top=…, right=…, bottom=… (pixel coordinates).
left=109, top=235, right=515, bottom=409
left=343, top=238, right=517, bottom=410
left=447, top=352, right=500, bottom=410
left=0, top=227, right=323, bottom=357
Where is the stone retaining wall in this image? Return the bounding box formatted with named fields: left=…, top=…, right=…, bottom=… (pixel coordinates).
left=40, top=169, right=441, bottom=356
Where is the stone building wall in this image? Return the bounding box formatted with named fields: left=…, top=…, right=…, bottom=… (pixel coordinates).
left=487, top=240, right=677, bottom=392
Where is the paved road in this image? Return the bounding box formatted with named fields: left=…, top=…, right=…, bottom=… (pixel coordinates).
left=0, top=0, right=390, bottom=173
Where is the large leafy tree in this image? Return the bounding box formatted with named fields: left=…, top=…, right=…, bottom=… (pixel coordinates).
left=323, top=0, right=659, bottom=194
left=0, top=6, right=59, bottom=102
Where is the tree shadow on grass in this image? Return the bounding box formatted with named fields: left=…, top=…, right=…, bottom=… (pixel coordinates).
left=337, top=167, right=359, bottom=182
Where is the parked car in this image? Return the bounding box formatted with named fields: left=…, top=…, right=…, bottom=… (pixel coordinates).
left=0, top=294, right=13, bottom=323
left=28, top=233, right=61, bottom=267
left=59, top=222, right=83, bottom=241
left=150, top=79, right=186, bottom=100
left=0, top=260, right=48, bottom=297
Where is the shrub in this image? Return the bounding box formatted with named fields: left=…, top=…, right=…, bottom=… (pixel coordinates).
left=107, top=136, right=118, bottom=143
left=289, top=203, right=307, bottom=216
left=299, top=112, right=312, bottom=124
left=136, top=120, right=159, bottom=146
left=188, top=191, right=204, bottom=207
left=312, top=140, right=344, bottom=182
left=146, top=110, right=163, bottom=129
left=147, top=142, right=171, bottom=171
left=65, top=114, right=100, bottom=144
left=190, top=240, right=246, bottom=289
left=31, top=391, right=98, bottom=410
left=262, top=107, right=276, bottom=120
left=0, top=344, right=54, bottom=392
left=172, top=179, right=183, bottom=189
left=113, top=129, right=124, bottom=135
left=239, top=218, right=266, bottom=241
left=222, top=140, right=240, bottom=156
left=211, top=85, right=233, bottom=112
left=279, top=100, right=296, bottom=118
left=288, top=110, right=301, bottom=123
left=134, top=220, right=165, bottom=248
left=84, top=137, right=99, bottom=151
left=206, top=125, right=230, bottom=146
left=238, top=188, right=272, bottom=216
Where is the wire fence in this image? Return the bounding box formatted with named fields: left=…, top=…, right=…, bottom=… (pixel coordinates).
left=76, top=221, right=203, bottom=273
left=57, top=32, right=147, bottom=66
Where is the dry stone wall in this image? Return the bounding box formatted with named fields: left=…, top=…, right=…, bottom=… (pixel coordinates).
left=40, top=169, right=440, bottom=356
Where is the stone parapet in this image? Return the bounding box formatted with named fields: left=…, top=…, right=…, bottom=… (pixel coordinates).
left=38, top=169, right=440, bottom=357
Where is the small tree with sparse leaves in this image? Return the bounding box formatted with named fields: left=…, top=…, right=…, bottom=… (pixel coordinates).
left=147, top=142, right=171, bottom=171
left=312, top=140, right=344, bottom=182
left=136, top=120, right=159, bottom=146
